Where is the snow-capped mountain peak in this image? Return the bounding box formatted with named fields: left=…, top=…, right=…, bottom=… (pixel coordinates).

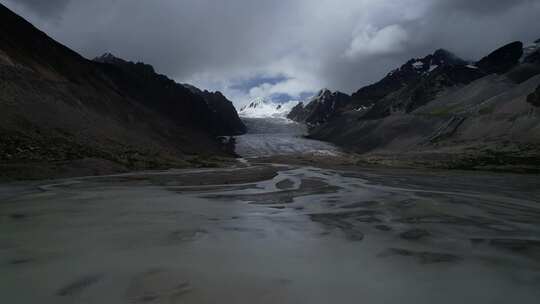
left=239, top=97, right=296, bottom=118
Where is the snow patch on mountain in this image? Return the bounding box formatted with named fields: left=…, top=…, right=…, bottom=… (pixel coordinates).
left=412, top=61, right=424, bottom=69
left=428, top=64, right=439, bottom=72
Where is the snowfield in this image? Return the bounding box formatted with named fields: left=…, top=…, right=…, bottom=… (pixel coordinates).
left=238, top=97, right=298, bottom=119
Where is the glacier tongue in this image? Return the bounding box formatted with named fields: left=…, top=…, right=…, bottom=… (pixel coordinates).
left=235, top=117, right=339, bottom=157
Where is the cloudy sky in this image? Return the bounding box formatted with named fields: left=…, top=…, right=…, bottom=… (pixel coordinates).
left=3, top=0, right=540, bottom=107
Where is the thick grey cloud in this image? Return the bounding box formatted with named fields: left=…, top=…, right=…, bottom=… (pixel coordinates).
left=10, top=0, right=71, bottom=18
left=434, top=0, right=536, bottom=16
left=2, top=0, right=540, bottom=106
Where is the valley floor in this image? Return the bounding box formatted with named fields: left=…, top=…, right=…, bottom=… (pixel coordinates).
left=1, top=161, right=540, bottom=303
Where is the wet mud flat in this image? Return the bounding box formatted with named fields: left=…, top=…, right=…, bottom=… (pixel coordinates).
left=1, top=163, right=540, bottom=303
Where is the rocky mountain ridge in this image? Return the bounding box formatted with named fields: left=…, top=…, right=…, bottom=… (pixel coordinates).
left=289, top=41, right=540, bottom=172
left=289, top=49, right=484, bottom=125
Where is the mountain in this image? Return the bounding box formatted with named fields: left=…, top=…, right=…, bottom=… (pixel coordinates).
left=287, top=89, right=351, bottom=125
left=239, top=97, right=296, bottom=118
left=289, top=49, right=483, bottom=123
left=0, top=4, right=245, bottom=180
left=93, top=53, right=246, bottom=136
left=290, top=42, right=540, bottom=172
left=348, top=49, right=470, bottom=110
left=349, top=49, right=487, bottom=119
left=184, top=86, right=247, bottom=135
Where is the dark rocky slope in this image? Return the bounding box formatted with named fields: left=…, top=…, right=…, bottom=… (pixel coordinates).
left=0, top=4, right=244, bottom=180
left=291, top=42, right=540, bottom=172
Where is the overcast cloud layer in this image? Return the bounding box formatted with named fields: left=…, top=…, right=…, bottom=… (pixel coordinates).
left=3, top=0, right=540, bottom=106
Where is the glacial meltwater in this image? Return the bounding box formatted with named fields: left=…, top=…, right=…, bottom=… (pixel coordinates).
left=1, top=164, right=540, bottom=303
